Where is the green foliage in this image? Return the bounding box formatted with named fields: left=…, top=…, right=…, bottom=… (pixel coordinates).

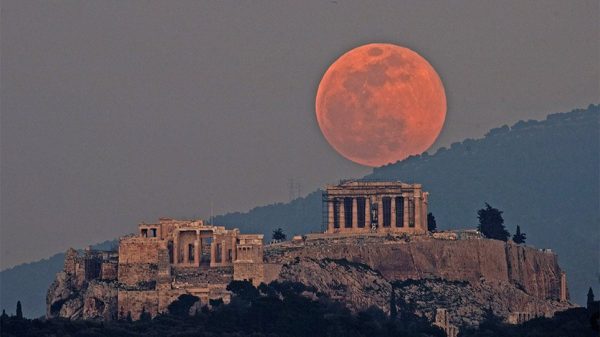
left=208, top=298, right=224, bottom=308
left=427, top=212, right=437, bottom=232
left=272, top=227, right=287, bottom=241
left=226, top=280, right=260, bottom=301
left=139, top=307, right=151, bottom=322
left=166, top=294, right=200, bottom=318
left=15, top=301, right=22, bottom=319
left=477, top=203, right=510, bottom=241
left=458, top=307, right=597, bottom=337
left=512, top=225, right=526, bottom=244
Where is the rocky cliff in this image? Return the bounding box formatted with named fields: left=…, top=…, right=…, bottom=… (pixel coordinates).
left=265, top=234, right=574, bottom=327
left=48, top=234, right=574, bottom=327
left=47, top=271, right=117, bottom=320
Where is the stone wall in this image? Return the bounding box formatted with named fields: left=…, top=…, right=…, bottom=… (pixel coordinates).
left=101, top=262, right=118, bottom=281
left=118, top=237, right=167, bottom=287
left=118, top=290, right=158, bottom=320
left=233, top=261, right=265, bottom=286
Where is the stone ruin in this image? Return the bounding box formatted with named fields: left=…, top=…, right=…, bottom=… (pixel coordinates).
left=48, top=218, right=264, bottom=320
left=324, top=180, right=428, bottom=234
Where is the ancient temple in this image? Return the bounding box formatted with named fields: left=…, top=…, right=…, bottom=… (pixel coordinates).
left=116, top=218, right=264, bottom=319
left=324, top=180, right=428, bottom=234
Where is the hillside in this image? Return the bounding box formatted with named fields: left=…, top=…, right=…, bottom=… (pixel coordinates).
left=215, top=104, right=599, bottom=305
left=266, top=235, right=573, bottom=327
left=1, top=105, right=598, bottom=317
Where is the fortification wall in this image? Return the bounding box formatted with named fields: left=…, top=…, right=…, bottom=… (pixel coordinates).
left=118, top=237, right=167, bottom=286
left=117, top=290, right=158, bottom=320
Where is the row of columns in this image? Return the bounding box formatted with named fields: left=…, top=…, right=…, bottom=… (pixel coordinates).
left=172, top=230, right=235, bottom=267
left=327, top=195, right=422, bottom=232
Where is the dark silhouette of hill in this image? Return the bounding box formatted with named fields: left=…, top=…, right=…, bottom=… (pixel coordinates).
left=2, top=280, right=597, bottom=337
left=214, top=104, right=599, bottom=305
left=1, top=105, right=597, bottom=317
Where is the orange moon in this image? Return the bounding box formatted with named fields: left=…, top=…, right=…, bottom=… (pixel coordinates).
left=315, top=43, right=446, bottom=167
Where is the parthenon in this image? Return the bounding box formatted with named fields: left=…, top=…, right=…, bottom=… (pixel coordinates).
left=324, top=180, right=428, bottom=234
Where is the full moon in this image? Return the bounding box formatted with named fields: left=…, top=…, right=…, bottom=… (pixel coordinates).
left=315, top=43, right=446, bottom=167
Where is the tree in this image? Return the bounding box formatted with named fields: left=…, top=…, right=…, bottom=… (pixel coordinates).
left=139, top=306, right=151, bottom=321
left=227, top=280, right=260, bottom=301
left=389, top=289, right=398, bottom=320
left=272, top=228, right=286, bottom=241
left=1, top=309, right=7, bottom=327
left=477, top=203, right=510, bottom=241
left=512, top=225, right=526, bottom=244
left=167, top=294, right=200, bottom=317
left=15, top=301, right=22, bottom=319
left=427, top=212, right=437, bottom=232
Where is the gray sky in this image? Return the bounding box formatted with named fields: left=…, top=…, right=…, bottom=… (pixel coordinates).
left=1, top=1, right=598, bottom=269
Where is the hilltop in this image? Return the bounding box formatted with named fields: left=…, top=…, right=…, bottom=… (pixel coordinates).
left=1, top=105, right=598, bottom=317
left=214, top=105, right=599, bottom=305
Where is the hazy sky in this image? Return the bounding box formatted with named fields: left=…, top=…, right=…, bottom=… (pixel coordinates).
left=1, top=1, right=598, bottom=269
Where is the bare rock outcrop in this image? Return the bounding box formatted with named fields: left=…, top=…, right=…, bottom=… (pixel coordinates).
left=278, top=257, right=392, bottom=313
left=47, top=271, right=83, bottom=319
left=47, top=271, right=117, bottom=320
left=266, top=235, right=575, bottom=327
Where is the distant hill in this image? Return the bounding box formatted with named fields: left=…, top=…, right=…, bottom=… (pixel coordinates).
left=214, top=104, right=599, bottom=305
left=1, top=105, right=598, bottom=317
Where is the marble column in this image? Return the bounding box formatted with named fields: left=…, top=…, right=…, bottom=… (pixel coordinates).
left=391, top=196, right=396, bottom=228
left=422, top=193, right=428, bottom=232
left=185, top=240, right=191, bottom=264
left=210, top=240, right=217, bottom=266
left=173, top=231, right=179, bottom=265
left=194, top=231, right=200, bottom=267
left=231, top=236, right=237, bottom=262
left=414, top=194, right=421, bottom=231
left=352, top=198, right=358, bottom=230
left=365, top=197, right=371, bottom=229
left=403, top=196, right=409, bottom=228
left=221, top=240, right=227, bottom=265
left=377, top=197, right=384, bottom=229
left=339, top=199, right=345, bottom=230
left=328, top=200, right=335, bottom=233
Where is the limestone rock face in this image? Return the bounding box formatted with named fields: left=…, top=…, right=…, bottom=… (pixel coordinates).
left=394, top=278, right=572, bottom=327
left=275, top=252, right=573, bottom=328
left=47, top=271, right=83, bottom=319
left=278, top=257, right=392, bottom=313
left=268, top=236, right=564, bottom=300
left=267, top=235, right=575, bottom=327
left=47, top=271, right=117, bottom=320
left=47, top=235, right=574, bottom=327
left=82, top=281, right=118, bottom=320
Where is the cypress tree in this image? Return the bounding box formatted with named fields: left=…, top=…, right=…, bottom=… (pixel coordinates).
left=16, top=301, right=23, bottom=319
left=512, top=225, right=527, bottom=244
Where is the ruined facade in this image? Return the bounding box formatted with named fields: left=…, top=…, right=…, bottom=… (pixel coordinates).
left=324, top=180, right=428, bottom=234
left=117, top=218, right=264, bottom=319
left=48, top=218, right=264, bottom=321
